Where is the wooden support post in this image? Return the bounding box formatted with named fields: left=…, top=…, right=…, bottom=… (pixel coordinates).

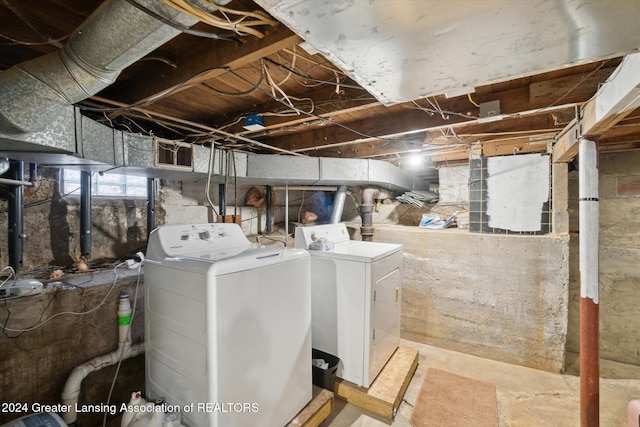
left=578, top=137, right=599, bottom=427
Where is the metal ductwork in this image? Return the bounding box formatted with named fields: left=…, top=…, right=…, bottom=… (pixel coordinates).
left=0, top=0, right=205, bottom=134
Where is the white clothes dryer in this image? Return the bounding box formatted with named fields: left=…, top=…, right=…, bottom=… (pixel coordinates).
left=294, top=223, right=402, bottom=388
left=145, top=223, right=311, bottom=427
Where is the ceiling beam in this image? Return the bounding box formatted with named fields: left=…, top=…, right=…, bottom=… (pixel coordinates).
left=553, top=53, right=640, bottom=162
left=106, top=25, right=302, bottom=105
left=262, top=67, right=612, bottom=154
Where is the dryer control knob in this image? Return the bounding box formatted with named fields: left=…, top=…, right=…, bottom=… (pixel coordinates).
left=199, top=230, right=212, bottom=240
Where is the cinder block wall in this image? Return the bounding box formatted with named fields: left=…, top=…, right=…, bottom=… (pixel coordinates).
left=373, top=225, right=570, bottom=373
left=567, top=150, right=640, bottom=367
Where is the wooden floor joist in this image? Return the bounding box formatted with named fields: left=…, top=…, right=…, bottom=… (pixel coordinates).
left=334, top=346, right=419, bottom=419
left=287, top=386, right=334, bottom=427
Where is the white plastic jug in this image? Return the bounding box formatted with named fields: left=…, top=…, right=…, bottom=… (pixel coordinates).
left=121, top=392, right=164, bottom=427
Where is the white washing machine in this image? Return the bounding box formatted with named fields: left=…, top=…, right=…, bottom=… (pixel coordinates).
left=294, top=223, right=402, bottom=388
left=144, top=223, right=311, bottom=427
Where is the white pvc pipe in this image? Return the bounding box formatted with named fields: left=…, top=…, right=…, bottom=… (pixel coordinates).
left=61, top=295, right=143, bottom=425
left=0, top=177, right=34, bottom=187
left=579, top=139, right=599, bottom=303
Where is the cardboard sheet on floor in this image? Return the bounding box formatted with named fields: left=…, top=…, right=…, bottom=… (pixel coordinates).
left=410, top=368, right=498, bottom=427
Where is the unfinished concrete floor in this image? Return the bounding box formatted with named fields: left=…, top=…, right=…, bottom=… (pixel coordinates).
left=322, top=339, right=640, bottom=427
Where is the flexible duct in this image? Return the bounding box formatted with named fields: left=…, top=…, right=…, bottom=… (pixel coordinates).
left=0, top=0, right=203, bottom=134
left=359, top=187, right=392, bottom=241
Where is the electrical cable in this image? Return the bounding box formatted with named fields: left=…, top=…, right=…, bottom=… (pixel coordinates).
left=228, top=67, right=426, bottom=146
left=201, top=58, right=265, bottom=97
left=76, top=65, right=232, bottom=113
left=263, top=57, right=363, bottom=90
left=232, top=151, right=238, bottom=220
left=122, top=0, right=239, bottom=42
left=205, top=143, right=219, bottom=216
left=0, top=266, right=16, bottom=288
left=161, top=0, right=277, bottom=38
left=1, top=0, right=66, bottom=48
left=1, top=261, right=129, bottom=333
left=467, top=92, right=481, bottom=108
left=2, top=288, right=62, bottom=339
left=0, top=32, right=67, bottom=46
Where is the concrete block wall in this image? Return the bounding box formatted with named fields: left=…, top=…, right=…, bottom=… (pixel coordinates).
left=372, top=225, right=570, bottom=372
left=567, top=150, right=640, bottom=367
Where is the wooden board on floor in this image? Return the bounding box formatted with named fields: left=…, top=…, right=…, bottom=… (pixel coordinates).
left=334, top=346, right=419, bottom=420
left=287, top=386, right=334, bottom=427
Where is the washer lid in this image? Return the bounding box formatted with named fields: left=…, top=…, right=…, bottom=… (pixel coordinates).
left=307, top=240, right=401, bottom=263
left=183, top=244, right=283, bottom=263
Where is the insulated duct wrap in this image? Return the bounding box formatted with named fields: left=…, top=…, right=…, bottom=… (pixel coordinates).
left=0, top=0, right=199, bottom=134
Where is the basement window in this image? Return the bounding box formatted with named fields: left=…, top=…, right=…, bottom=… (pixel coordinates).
left=62, top=170, right=147, bottom=197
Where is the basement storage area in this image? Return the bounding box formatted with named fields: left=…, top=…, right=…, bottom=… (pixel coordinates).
left=1, top=1, right=640, bottom=426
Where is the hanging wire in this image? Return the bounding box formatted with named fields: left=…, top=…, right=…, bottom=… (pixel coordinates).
left=122, top=0, right=238, bottom=42
left=161, top=0, right=278, bottom=38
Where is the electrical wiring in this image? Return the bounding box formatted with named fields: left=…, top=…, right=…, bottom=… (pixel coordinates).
left=264, top=62, right=296, bottom=111
left=297, top=190, right=306, bottom=223
left=1, top=261, right=130, bottom=333
left=162, top=0, right=278, bottom=38
left=263, top=57, right=363, bottom=90
left=2, top=0, right=65, bottom=48
left=0, top=266, right=16, bottom=293
left=76, top=65, right=232, bottom=113
left=0, top=32, right=67, bottom=46
left=224, top=66, right=488, bottom=152
left=260, top=97, right=315, bottom=117
left=425, top=96, right=448, bottom=120
left=200, top=59, right=265, bottom=97
left=122, top=0, right=238, bottom=42
left=467, top=92, right=481, bottom=108
left=409, top=100, right=478, bottom=120
left=272, top=45, right=297, bottom=87
left=2, top=289, right=62, bottom=339
left=228, top=67, right=417, bottom=145
left=282, top=47, right=347, bottom=76
left=256, top=235, right=287, bottom=246
left=205, top=143, right=219, bottom=216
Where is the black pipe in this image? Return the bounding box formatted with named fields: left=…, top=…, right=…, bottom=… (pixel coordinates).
left=359, top=205, right=375, bottom=242
left=80, top=171, right=92, bottom=259
left=146, top=177, right=156, bottom=238
left=265, top=185, right=273, bottom=234
left=29, top=163, right=37, bottom=183
left=219, top=183, right=226, bottom=219
left=8, top=160, right=24, bottom=271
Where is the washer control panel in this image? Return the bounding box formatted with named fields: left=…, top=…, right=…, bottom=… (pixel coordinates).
left=150, top=223, right=250, bottom=257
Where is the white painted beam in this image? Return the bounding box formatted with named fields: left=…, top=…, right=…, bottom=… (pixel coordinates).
left=553, top=52, right=640, bottom=162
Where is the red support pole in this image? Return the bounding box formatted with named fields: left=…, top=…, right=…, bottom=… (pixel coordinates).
left=580, top=297, right=599, bottom=426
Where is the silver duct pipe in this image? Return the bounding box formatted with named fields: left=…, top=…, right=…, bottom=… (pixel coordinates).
left=330, top=185, right=348, bottom=224
left=0, top=0, right=203, bottom=134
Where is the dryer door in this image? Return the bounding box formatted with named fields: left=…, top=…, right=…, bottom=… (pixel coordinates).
left=369, top=251, right=402, bottom=385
